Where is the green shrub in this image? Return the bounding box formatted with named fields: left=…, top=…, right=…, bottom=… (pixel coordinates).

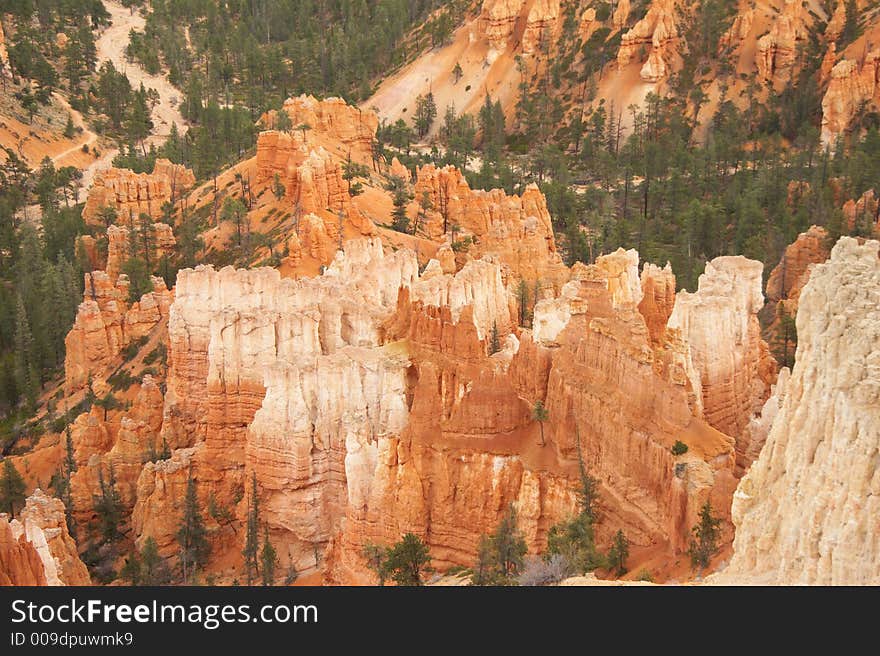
left=672, top=440, right=689, bottom=456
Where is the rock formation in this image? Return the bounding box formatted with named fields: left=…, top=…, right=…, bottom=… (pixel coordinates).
left=617, top=0, right=679, bottom=82
left=64, top=271, right=172, bottom=391
left=275, top=95, right=379, bottom=162
left=413, top=164, right=569, bottom=288
left=755, top=0, right=810, bottom=82
left=83, top=159, right=194, bottom=225
left=522, top=0, right=560, bottom=55
left=0, top=514, right=47, bottom=585
left=843, top=189, right=879, bottom=234
left=638, top=262, right=675, bottom=346
left=2, top=491, right=89, bottom=586
left=715, top=237, right=880, bottom=584
left=667, top=256, right=777, bottom=459
left=481, top=0, right=526, bottom=56
left=821, top=51, right=880, bottom=144
left=106, top=223, right=176, bottom=283
left=765, top=225, right=830, bottom=308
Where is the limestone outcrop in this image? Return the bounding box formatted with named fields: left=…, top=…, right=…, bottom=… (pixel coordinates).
left=276, top=95, right=379, bottom=162
left=522, top=0, right=560, bottom=55
left=83, top=159, right=194, bottom=225
left=821, top=51, right=880, bottom=144
left=617, top=0, right=679, bottom=82
left=755, top=0, right=810, bottom=82
left=413, top=164, right=569, bottom=288
left=64, top=271, right=172, bottom=391
left=668, top=257, right=776, bottom=459
left=106, top=223, right=176, bottom=283
left=715, top=237, right=880, bottom=584
left=2, top=491, right=90, bottom=586
left=0, top=514, right=47, bottom=585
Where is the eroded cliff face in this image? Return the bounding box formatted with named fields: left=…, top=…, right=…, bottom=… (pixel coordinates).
left=413, top=164, right=569, bottom=288
left=617, top=0, right=680, bottom=83
left=141, top=227, right=757, bottom=583
left=82, top=159, right=194, bottom=225
left=715, top=237, right=880, bottom=584
left=755, top=0, right=810, bottom=82
left=64, top=271, right=171, bottom=391
left=667, top=256, right=777, bottom=465
left=821, top=51, right=880, bottom=144
left=1, top=491, right=89, bottom=586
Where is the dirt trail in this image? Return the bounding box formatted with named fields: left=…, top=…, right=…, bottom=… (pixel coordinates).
left=71, top=1, right=187, bottom=200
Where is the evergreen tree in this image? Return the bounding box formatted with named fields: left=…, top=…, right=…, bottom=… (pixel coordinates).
left=452, top=62, right=463, bottom=85
left=12, top=294, right=38, bottom=407
left=275, top=109, right=293, bottom=133
left=516, top=280, right=529, bottom=326
left=471, top=534, right=497, bottom=585
left=62, top=423, right=76, bottom=536
left=243, top=472, right=260, bottom=585
left=260, top=525, right=277, bottom=586
left=607, top=529, right=630, bottom=576
left=384, top=533, right=432, bottom=586
left=687, top=500, right=722, bottom=571
left=489, top=321, right=501, bottom=355
left=362, top=543, right=390, bottom=586
left=0, top=459, right=27, bottom=517
left=141, top=536, right=171, bottom=585
left=93, top=464, right=123, bottom=543
left=414, top=92, right=437, bottom=138
left=575, top=431, right=600, bottom=523
left=120, top=548, right=142, bottom=585
left=176, top=467, right=210, bottom=583
left=532, top=399, right=548, bottom=447
left=491, top=504, right=527, bottom=579
left=390, top=183, right=412, bottom=233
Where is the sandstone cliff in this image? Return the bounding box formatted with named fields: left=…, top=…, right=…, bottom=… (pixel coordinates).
left=413, top=164, right=569, bottom=288
left=668, top=256, right=777, bottom=463
left=715, top=237, right=880, bottom=584
left=617, top=0, right=680, bottom=83
left=1, top=491, right=89, bottom=586
left=64, top=271, right=172, bottom=391
left=821, top=51, right=880, bottom=144
left=83, top=159, right=194, bottom=225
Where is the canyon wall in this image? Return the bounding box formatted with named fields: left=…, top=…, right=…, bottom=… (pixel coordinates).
left=715, top=237, right=880, bottom=584
left=668, top=257, right=777, bottom=465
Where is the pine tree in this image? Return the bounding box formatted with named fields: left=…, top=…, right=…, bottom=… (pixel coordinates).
left=532, top=400, right=549, bottom=447
left=362, top=543, right=390, bottom=586
left=176, top=467, right=210, bottom=583
left=575, top=429, right=600, bottom=523
left=0, top=459, right=27, bottom=517
left=12, top=294, right=38, bottom=407
left=414, top=92, right=437, bottom=138
left=385, top=533, right=432, bottom=586
left=62, top=423, right=76, bottom=536
left=391, top=185, right=411, bottom=233
left=141, top=536, right=171, bottom=585
left=243, top=472, right=260, bottom=585
left=471, top=534, right=497, bottom=585
left=490, top=504, right=527, bottom=579
left=688, top=500, right=722, bottom=571
left=260, top=525, right=277, bottom=586
left=93, top=464, right=122, bottom=543
left=516, top=279, right=529, bottom=326
left=489, top=321, right=501, bottom=355
left=120, top=548, right=142, bottom=585
left=607, top=529, right=630, bottom=576
left=452, top=62, right=463, bottom=85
